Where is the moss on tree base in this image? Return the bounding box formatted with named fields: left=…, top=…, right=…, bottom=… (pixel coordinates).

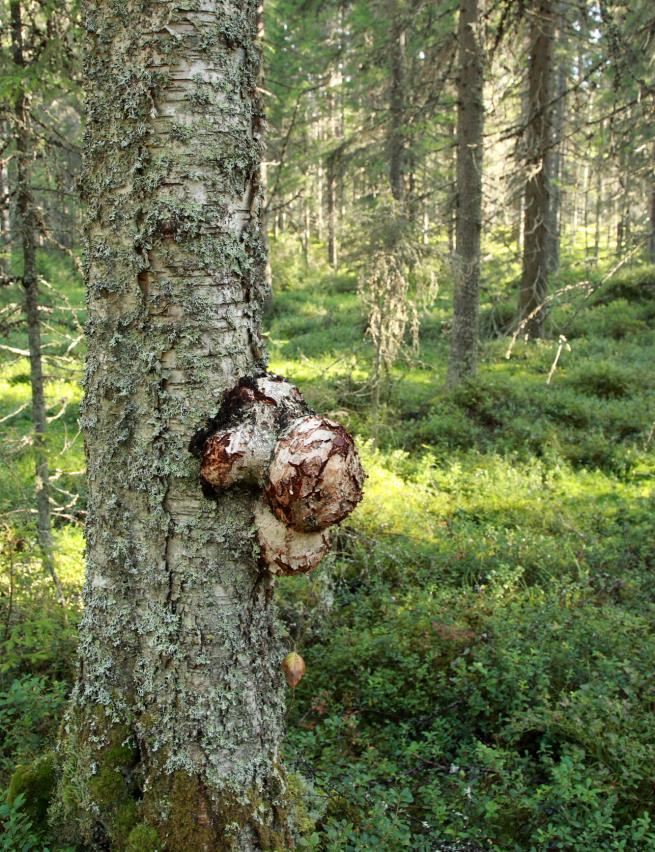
left=49, top=708, right=297, bottom=850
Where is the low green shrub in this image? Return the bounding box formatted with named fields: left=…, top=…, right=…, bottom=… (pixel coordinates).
left=566, top=361, right=637, bottom=398
left=2, top=249, right=655, bottom=850
left=563, top=299, right=648, bottom=340
left=0, top=793, right=42, bottom=852
left=591, top=265, right=655, bottom=305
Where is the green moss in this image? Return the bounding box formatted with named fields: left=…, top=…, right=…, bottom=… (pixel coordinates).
left=114, top=801, right=140, bottom=841
left=142, top=769, right=292, bottom=851
left=50, top=709, right=144, bottom=850
left=88, top=764, right=126, bottom=805
left=286, top=772, right=317, bottom=838
left=126, top=822, right=162, bottom=851
left=162, top=772, right=219, bottom=851
left=88, top=726, right=140, bottom=847
left=7, top=751, right=56, bottom=831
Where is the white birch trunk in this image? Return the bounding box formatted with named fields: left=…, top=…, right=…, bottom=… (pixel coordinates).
left=52, top=2, right=294, bottom=848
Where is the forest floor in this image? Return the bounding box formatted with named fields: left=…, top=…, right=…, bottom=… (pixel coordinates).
left=1, top=242, right=655, bottom=849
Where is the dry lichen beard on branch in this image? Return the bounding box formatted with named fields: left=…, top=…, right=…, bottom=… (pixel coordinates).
left=190, top=371, right=365, bottom=577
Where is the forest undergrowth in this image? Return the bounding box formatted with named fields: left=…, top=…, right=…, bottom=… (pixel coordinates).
left=1, top=241, right=655, bottom=850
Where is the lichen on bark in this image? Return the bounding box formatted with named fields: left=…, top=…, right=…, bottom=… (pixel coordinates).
left=51, top=1, right=297, bottom=848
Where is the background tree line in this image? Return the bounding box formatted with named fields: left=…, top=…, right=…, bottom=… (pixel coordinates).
left=262, top=0, right=654, bottom=373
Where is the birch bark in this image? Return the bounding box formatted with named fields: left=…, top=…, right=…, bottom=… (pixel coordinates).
left=54, top=1, right=293, bottom=848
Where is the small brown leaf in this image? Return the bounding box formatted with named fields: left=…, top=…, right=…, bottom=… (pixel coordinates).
left=282, top=651, right=306, bottom=688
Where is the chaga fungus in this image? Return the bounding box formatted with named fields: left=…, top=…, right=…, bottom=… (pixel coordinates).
left=264, top=416, right=365, bottom=532
left=254, top=498, right=330, bottom=576
left=199, top=374, right=307, bottom=491
left=201, top=422, right=274, bottom=490
left=196, top=373, right=364, bottom=577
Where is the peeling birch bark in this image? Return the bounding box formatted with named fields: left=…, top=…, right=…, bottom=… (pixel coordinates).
left=197, top=374, right=307, bottom=491
left=253, top=498, right=331, bottom=576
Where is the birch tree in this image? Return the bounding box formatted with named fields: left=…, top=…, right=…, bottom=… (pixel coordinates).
left=50, top=1, right=361, bottom=847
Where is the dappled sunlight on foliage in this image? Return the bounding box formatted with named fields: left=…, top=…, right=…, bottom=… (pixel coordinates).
left=268, top=251, right=655, bottom=847
left=1, top=247, right=654, bottom=846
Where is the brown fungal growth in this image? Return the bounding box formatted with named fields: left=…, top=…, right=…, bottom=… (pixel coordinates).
left=198, top=374, right=307, bottom=492
left=264, top=416, right=365, bottom=532
left=195, top=373, right=363, bottom=576
left=254, top=498, right=330, bottom=576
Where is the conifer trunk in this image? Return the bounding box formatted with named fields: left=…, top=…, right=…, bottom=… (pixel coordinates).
left=649, top=141, right=655, bottom=264
left=546, top=5, right=566, bottom=275
left=53, top=2, right=292, bottom=848
left=518, top=0, right=555, bottom=337
left=447, top=0, right=484, bottom=384
left=327, top=150, right=338, bottom=268
left=388, top=10, right=406, bottom=206
left=0, top=123, right=10, bottom=246
left=10, top=0, right=61, bottom=597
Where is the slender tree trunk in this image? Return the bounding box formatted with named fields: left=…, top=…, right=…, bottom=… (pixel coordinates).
left=388, top=8, right=406, bottom=206
left=302, top=194, right=309, bottom=266
left=616, top=169, right=627, bottom=256
left=607, top=183, right=614, bottom=250
left=448, top=0, right=484, bottom=384
left=594, top=162, right=603, bottom=263
left=326, top=149, right=338, bottom=268
left=447, top=121, right=457, bottom=255
left=650, top=141, right=655, bottom=264
left=407, top=152, right=418, bottom=223
left=546, top=8, right=566, bottom=275
left=616, top=145, right=632, bottom=255
left=570, top=158, right=579, bottom=233
left=0, top=124, right=10, bottom=249
left=260, top=153, right=273, bottom=294
left=517, top=190, right=525, bottom=256
left=583, top=157, right=591, bottom=258
left=257, top=0, right=272, bottom=295
left=518, top=0, right=555, bottom=338
left=10, top=0, right=62, bottom=599
left=53, top=3, right=293, bottom=848
left=421, top=155, right=430, bottom=245
left=316, top=159, right=324, bottom=240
